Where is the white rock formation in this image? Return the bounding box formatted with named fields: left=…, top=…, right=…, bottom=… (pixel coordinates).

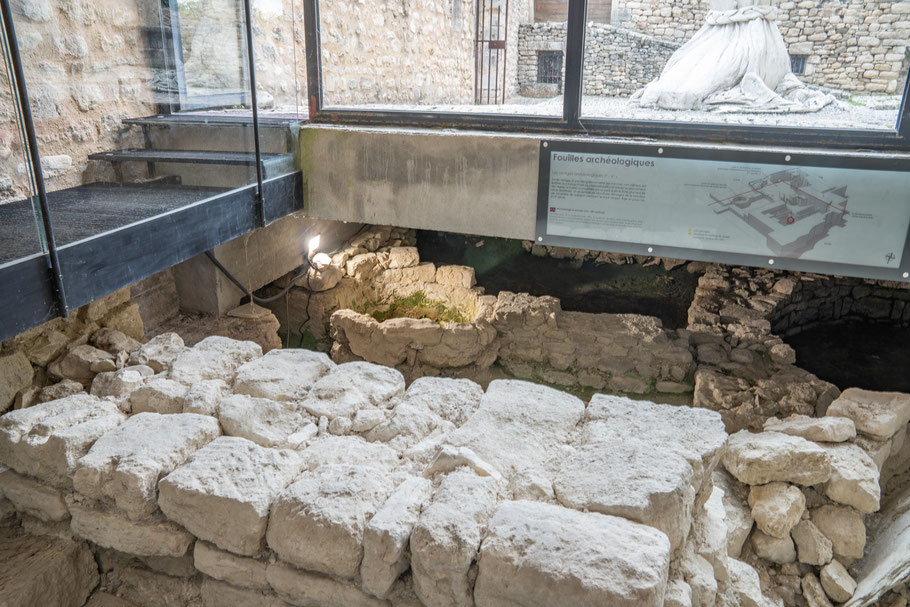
left=128, top=332, right=185, bottom=372
left=827, top=389, right=910, bottom=441
left=70, top=505, right=194, bottom=557
left=748, top=482, right=805, bottom=538
left=821, top=443, right=880, bottom=513
left=128, top=377, right=187, bottom=415
left=301, top=362, right=405, bottom=420
left=168, top=336, right=262, bottom=385
left=722, top=431, right=831, bottom=486
left=764, top=415, right=857, bottom=443
left=218, top=394, right=312, bottom=449
left=811, top=505, right=866, bottom=561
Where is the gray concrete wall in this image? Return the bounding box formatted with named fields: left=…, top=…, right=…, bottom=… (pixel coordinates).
left=300, top=126, right=542, bottom=241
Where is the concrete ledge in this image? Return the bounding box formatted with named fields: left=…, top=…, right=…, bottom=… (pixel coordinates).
left=300, top=126, right=542, bottom=241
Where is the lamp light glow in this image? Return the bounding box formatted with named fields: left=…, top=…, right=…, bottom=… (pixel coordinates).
left=308, top=234, right=321, bottom=254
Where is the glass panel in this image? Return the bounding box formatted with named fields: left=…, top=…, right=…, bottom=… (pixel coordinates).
left=0, top=0, right=267, bottom=269
left=251, top=0, right=308, bottom=120
left=580, top=0, right=909, bottom=130
left=0, top=9, right=44, bottom=266
left=319, top=0, right=562, bottom=117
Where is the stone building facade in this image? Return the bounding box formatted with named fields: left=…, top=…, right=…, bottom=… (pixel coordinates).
left=517, top=22, right=679, bottom=96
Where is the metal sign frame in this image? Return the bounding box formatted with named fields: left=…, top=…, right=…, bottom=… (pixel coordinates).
left=535, top=138, right=910, bottom=283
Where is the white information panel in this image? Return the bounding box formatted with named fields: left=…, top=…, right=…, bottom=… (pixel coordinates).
left=544, top=150, right=910, bottom=270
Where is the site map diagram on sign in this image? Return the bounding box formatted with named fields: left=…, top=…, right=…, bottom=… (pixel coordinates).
left=708, top=168, right=849, bottom=259
left=544, top=151, right=910, bottom=269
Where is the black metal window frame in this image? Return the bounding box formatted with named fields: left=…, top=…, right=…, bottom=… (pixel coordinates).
left=304, top=0, right=910, bottom=151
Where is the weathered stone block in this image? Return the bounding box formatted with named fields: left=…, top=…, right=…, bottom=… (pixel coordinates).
left=827, top=388, right=910, bottom=441
left=169, top=336, right=262, bottom=385
left=361, top=476, right=433, bottom=598
left=128, top=333, right=185, bottom=373
left=90, top=366, right=153, bottom=399
left=764, top=414, right=856, bottom=443
left=0, top=467, right=68, bottom=521
left=474, top=501, right=670, bottom=607
left=195, top=540, right=269, bottom=590
left=722, top=431, right=832, bottom=486
left=0, top=350, right=33, bottom=411
left=748, top=482, right=805, bottom=539
left=158, top=436, right=304, bottom=556
left=267, top=560, right=389, bottom=607
left=129, top=377, right=187, bottom=415
left=74, top=412, right=220, bottom=520
left=810, top=505, right=866, bottom=561
left=300, top=362, right=405, bottom=420
left=821, top=443, right=880, bottom=513
left=219, top=394, right=311, bottom=449
left=200, top=577, right=292, bottom=607
left=234, top=349, right=335, bottom=402
left=70, top=504, right=194, bottom=557
left=267, top=463, right=396, bottom=578
left=0, top=394, right=125, bottom=489
left=411, top=469, right=500, bottom=607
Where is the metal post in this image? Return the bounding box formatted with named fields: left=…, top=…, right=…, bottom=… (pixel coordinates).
left=304, top=0, right=323, bottom=119
left=242, top=0, right=266, bottom=227
left=0, top=0, right=69, bottom=317
left=897, top=70, right=910, bottom=140
left=563, top=0, right=587, bottom=127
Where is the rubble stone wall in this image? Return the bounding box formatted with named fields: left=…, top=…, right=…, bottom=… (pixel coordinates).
left=0, top=331, right=906, bottom=607
left=518, top=22, right=679, bottom=96
left=609, top=0, right=910, bottom=93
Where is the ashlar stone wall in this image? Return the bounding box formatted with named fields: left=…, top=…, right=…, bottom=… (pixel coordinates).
left=609, top=0, right=910, bottom=94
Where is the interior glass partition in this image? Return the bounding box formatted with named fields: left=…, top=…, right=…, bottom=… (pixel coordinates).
left=0, top=13, right=43, bottom=267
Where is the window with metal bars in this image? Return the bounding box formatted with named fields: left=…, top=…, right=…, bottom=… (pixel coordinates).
left=537, top=50, right=563, bottom=91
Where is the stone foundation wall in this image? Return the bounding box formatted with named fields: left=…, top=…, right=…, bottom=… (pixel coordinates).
left=609, top=0, right=910, bottom=94
left=517, top=22, right=679, bottom=96
left=0, top=331, right=905, bottom=606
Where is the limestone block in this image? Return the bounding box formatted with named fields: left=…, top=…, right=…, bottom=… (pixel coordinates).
left=827, top=388, right=910, bottom=441
left=748, top=482, right=805, bottom=538
left=91, top=328, right=141, bottom=356
left=822, top=443, right=880, bottom=513
left=586, top=395, right=727, bottom=500
left=727, top=558, right=781, bottom=607
left=388, top=247, right=420, bottom=269
left=90, top=365, right=153, bottom=398
left=376, top=262, right=437, bottom=286
left=555, top=437, right=694, bottom=552
left=267, top=463, right=396, bottom=578
left=722, top=431, right=832, bottom=486
left=158, top=436, right=304, bottom=556
left=678, top=548, right=716, bottom=607
left=306, top=265, right=343, bottom=292
left=0, top=467, right=68, bottom=521
left=352, top=409, right=385, bottom=432
left=233, top=348, right=335, bottom=403
left=750, top=529, right=796, bottom=564
left=665, top=579, right=693, bottom=607
left=0, top=394, right=125, bottom=489
left=424, top=445, right=503, bottom=482
left=194, top=540, right=269, bottom=590
left=791, top=518, right=833, bottom=566
left=764, top=414, right=856, bottom=443
left=445, top=379, right=584, bottom=485
left=129, top=377, right=188, bottom=415
left=219, top=394, right=311, bottom=449
left=361, top=476, right=434, bottom=599
left=854, top=435, right=892, bottom=471
left=691, top=486, right=730, bottom=582
left=475, top=500, right=670, bottom=607
left=301, top=435, right=401, bottom=471
left=435, top=265, right=476, bottom=288
left=410, top=469, right=500, bottom=607
left=810, top=505, right=866, bottom=561
left=301, top=362, right=405, bottom=420
left=0, top=350, right=33, bottom=411
left=169, top=336, right=262, bottom=385
left=200, top=577, right=292, bottom=607
left=266, top=560, right=389, bottom=607
left=128, top=333, right=185, bottom=373
left=70, top=504, right=194, bottom=557
left=23, top=329, right=69, bottom=367
left=0, top=533, right=98, bottom=607
left=366, top=377, right=482, bottom=446
left=73, top=412, right=220, bottom=520
left=101, top=557, right=203, bottom=607
left=49, top=345, right=115, bottom=384
left=38, top=379, right=85, bottom=404
left=820, top=559, right=856, bottom=603
left=183, top=379, right=228, bottom=416
left=713, top=468, right=754, bottom=558
left=802, top=573, right=834, bottom=607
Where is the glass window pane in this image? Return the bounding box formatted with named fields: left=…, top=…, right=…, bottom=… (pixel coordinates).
left=319, top=0, right=562, bottom=117
left=579, top=0, right=909, bottom=130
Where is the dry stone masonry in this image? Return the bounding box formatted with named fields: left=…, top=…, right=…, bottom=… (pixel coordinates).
left=0, top=328, right=907, bottom=605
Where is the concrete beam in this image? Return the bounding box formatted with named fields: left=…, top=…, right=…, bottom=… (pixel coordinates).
left=300, top=126, right=541, bottom=241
